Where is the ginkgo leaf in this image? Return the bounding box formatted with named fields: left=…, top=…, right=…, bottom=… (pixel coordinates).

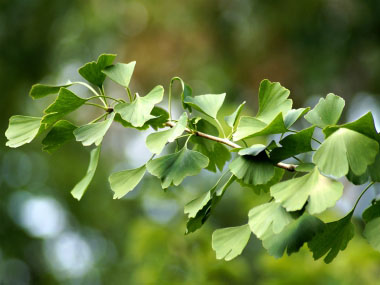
left=346, top=168, right=369, bottom=185
left=184, top=93, right=226, bottom=119
left=362, top=200, right=380, bottom=251
left=248, top=201, right=293, bottom=239
left=262, top=214, right=324, bottom=258
left=225, top=101, right=246, bottom=128
left=42, top=88, right=86, bottom=126
left=74, top=113, right=115, bottom=146
left=78, top=53, right=116, bottom=87
left=233, top=113, right=288, bottom=141
left=284, top=108, right=310, bottom=129
left=368, top=151, right=380, bottom=182
left=229, top=154, right=275, bottom=186
left=42, top=120, right=77, bottom=153
left=305, top=93, right=345, bottom=128
left=5, top=116, right=42, bottom=148
left=146, top=146, right=209, bottom=189
left=270, top=167, right=343, bottom=214
left=256, top=79, right=292, bottom=124
left=191, top=119, right=231, bottom=172
left=29, top=82, right=73, bottom=99
left=146, top=112, right=187, bottom=154
left=114, top=85, right=164, bottom=127
left=109, top=165, right=146, bottom=199
left=308, top=212, right=354, bottom=264
left=269, top=127, right=315, bottom=162
left=212, top=224, right=251, bottom=261
left=71, top=145, right=101, bottom=200
left=102, top=62, right=136, bottom=87
left=185, top=175, right=235, bottom=234
left=170, top=77, right=193, bottom=112
left=313, top=128, right=379, bottom=177
left=241, top=167, right=285, bottom=195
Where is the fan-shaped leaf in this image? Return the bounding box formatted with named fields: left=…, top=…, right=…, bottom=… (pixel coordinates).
left=29, top=83, right=73, bottom=99
left=212, top=224, right=251, bottom=261
left=248, top=201, right=293, bottom=239
left=270, top=167, right=343, bottom=214
left=284, top=107, right=310, bottom=128
left=313, top=128, right=378, bottom=177
left=184, top=93, right=226, bottom=119
left=74, top=113, right=115, bottom=146
left=102, top=62, right=136, bottom=87
left=71, top=145, right=101, bottom=200
left=109, top=165, right=146, bottom=199
left=146, top=146, right=209, bottom=189
left=114, top=85, right=164, bottom=127
left=146, top=112, right=187, bottom=154
left=225, top=101, right=246, bottom=128
left=305, top=93, right=345, bottom=128
left=79, top=53, right=116, bottom=87
left=5, top=116, right=42, bottom=148
left=42, top=120, right=77, bottom=153
left=308, top=212, right=354, bottom=264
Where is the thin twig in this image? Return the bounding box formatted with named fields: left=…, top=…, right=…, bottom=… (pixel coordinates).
left=165, top=121, right=297, bottom=172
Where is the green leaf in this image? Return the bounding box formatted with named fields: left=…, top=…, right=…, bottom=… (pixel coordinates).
left=185, top=175, right=236, bottom=234
left=146, top=146, right=209, bottom=189
left=295, top=163, right=316, bottom=173
left=308, top=212, right=354, bottom=264
left=284, top=108, right=310, bottom=129
left=191, top=119, right=231, bottom=172
left=114, top=85, right=164, bottom=127
left=238, top=144, right=267, bottom=156
left=229, top=154, right=275, bottom=186
left=313, top=128, right=379, bottom=177
left=270, top=167, right=343, bottom=214
left=170, top=77, right=193, bottom=112
left=225, top=101, right=246, bottom=128
left=102, top=62, right=136, bottom=87
left=368, top=151, right=380, bottom=182
left=146, top=112, right=187, bottom=154
left=78, top=53, right=116, bottom=87
left=262, top=214, right=324, bottom=258
left=270, top=127, right=315, bottom=162
left=71, top=145, right=101, bottom=200
left=42, top=120, right=77, bottom=153
left=29, top=83, right=72, bottom=99
left=109, top=165, right=146, bottom=199
left=74, top=113, right=115, bottom=146
left=346, top=168, right=369, bottom=185
left=256, top=79, right=292, bottom=124
left=233, top=113, right=288, bottom=141
left=212, top=224, right=251, bottom=261
left=248, top=201, right=293, bottom=239
left=5, top=116, right=42, bottom=148
left=242, top=167, right=285, bottom=195
left=42, top=88, right=86, bottom=126
left=362, top=200, right=380, bottom=251
left=363, top=200, right=380, bottom=223
left=184, top=93, right=226, bottom=119
left=305, top=93, right=345, bottom=128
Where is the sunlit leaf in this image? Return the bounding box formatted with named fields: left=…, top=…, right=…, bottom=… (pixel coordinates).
left=284, top=107, right=310, bottom=128
left=74, top=113, right=115, bottom=146
left=184, top=93, right=226, bottom=119
left=79, top=53, right=116, bottom=87
left=42, top=120, right=77, bottom=153
left=270, top=127, right=315, bottom=162
left=212, top=224, right=251, bottom=261
left=5, top=116, right=42, bottom=148
left=262, top=214, right=324, bottom=258
left=109, top=165, right=146, bottom=199
left=233, top=113, right=288, bottom=141
left=225, top=101, right=246, bottom=128
left=308, top=212, right=354, bottom=264
left=270, top=167, right=343, bottom=214
left=102, top=62, right=136, bottom=87
left=29, top=83, right=72, bottom=99
left=313, top=128, right=378, bottom=177
left=42, top=88, right=86, bottom=126
left=146, top=112, right=187, bottom=154
left=305, top=93, right=345, bottom=128
left=146, top=146, right=209, bottom=189
left=248, top=201, right=293, bottom=239
left=114, top=85, right=164, bottom=127
left=71, top=145, right=101, bottom=200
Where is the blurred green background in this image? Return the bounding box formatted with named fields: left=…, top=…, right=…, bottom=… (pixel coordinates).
left=1, top=0, right=380, bottom=284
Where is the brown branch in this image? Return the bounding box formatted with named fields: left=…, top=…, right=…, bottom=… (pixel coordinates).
left=165, top=121, right=296, bottom=172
